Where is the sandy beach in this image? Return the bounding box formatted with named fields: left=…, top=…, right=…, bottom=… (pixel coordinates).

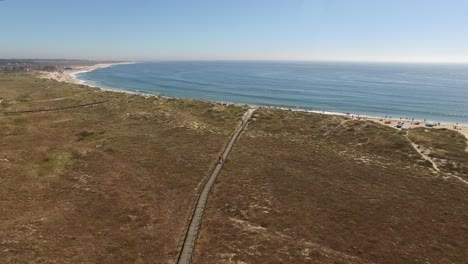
left=39, top=62, right=134, bottom=84
left=365, top=116, right=468, bottom=139
left=259, top=107, right=468, bottom=139
left=305, top=109, right=468, bottom=139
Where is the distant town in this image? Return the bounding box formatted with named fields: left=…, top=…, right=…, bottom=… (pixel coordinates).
left=0, top=59, right=119, bottom=73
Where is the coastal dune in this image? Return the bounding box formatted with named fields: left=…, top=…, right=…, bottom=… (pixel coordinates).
left=1, top=73, right=467, bottom=263
left=0, top=74, right=247, bottom=263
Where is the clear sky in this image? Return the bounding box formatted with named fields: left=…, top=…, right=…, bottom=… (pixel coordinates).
left=1, top=0, right=468, bottom=62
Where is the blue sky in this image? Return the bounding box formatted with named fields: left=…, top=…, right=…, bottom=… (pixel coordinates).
left=1, top=0, right=468, bottom=62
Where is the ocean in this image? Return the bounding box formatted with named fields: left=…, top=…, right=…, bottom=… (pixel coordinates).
left=77, top=61, right=468, bottom=124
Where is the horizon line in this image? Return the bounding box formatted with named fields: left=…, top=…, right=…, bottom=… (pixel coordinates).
left=2, top=57, right=468, bottom=65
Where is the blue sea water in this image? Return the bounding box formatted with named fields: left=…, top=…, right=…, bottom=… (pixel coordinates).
left=77, top=61, right=468, bottom=124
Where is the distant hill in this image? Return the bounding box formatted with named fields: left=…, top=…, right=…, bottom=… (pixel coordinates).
left=0, top=59, right=122, bottom=66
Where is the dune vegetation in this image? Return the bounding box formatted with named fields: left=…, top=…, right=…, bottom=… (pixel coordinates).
left=194, top=109, right=468, bottom=264
left=0, top=73, right=245, bottom=263
left=1, top=74, right=467, bottom=264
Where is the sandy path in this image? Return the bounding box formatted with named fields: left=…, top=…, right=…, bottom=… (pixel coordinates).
left=402, top=129, right=468, bottom=186
left=407, top=140, right=439, bottom=172
left=35, top=92, right=93, bottom=102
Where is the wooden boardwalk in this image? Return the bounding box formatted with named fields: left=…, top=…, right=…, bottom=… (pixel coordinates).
left=177, top=109, right=255, bottom=264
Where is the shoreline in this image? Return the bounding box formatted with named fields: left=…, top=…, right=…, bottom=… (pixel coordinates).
left=263, top=106, right=468, bottom=139
left=39, top=62, right=136, bottom=85
left=41, top=62, right=468, bottom=139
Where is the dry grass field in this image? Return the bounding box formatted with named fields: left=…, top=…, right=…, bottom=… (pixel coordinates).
left=194, top=109, right=468, bottom=264
left=0, top=73, right=246, bottom=263
left=2, top=74, right=467, bottom=264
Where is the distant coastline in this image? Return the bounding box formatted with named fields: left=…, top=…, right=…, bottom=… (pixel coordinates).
left=39, top=62, right=136, bottom=85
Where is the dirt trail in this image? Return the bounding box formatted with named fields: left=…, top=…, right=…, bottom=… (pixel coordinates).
left=177, top=108, right=255, bottom=264
left=35, top=92, right=93, bottom=102
left=407, top=140, right=440, bottom=172
left=3, top=100, right=109, bottom=114
left=405, top=135, right=468, bottom=186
